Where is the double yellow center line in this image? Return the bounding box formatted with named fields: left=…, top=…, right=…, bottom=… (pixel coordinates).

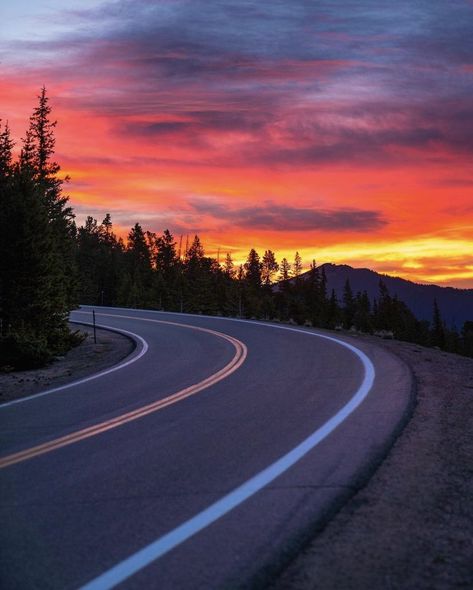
left=0, top=316, right=247, bottom=469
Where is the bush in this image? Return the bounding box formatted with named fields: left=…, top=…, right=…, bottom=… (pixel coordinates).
left=0, top=334, right=52, bottom=370
left=46, top=325, right=86, bottom=356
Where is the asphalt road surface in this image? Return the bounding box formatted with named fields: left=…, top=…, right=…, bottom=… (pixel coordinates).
left=0, top=307, right=412, bottom=589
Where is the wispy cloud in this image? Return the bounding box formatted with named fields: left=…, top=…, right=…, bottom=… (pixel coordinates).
left=189, top=200, right=387, bottom=232
left=2, top=0, right=473, bottom=286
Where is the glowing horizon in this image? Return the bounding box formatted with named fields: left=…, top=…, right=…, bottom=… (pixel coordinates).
left=1, top=1, right=472, bottom=288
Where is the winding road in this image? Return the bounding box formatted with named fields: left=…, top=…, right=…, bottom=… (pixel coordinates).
left=0, top=307, right=412, bottom=589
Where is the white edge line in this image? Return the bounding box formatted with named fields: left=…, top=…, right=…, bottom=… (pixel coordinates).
left=0, top=323, right=148, bottom=409
left=80, top=317, right=375, bottom=590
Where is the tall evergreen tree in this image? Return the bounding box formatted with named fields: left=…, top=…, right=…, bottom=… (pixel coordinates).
left=23, top=87, right=78, bottom=310
left=431, top=298, right=446, bottom=348
left=0, top=121, right=14, bottom=177
left=0, top=157, right=65, bottom=366
left=76, top=216, right=102, bottom=304
left=98, top=214, right=124, bottom=306
left=182, top=235, right=217, bottom=313
left=243, top=248, right=262, bottom=317
left=156, top=229, right=178, bottom=275
left=101, top=213, right=113, bottom=236
left=121, top=222, right=153, bottom=307
left=327, top=289, right=340, bottom=328
left=1, top=90, right=79, bottom=368
left=244, top=249, right=262, bottom=290
left=293, top=251, right=303, bottom=278
left=342, top=278, right=355, bottom=329
left=303, top=260, right=320, bottom=325
left=279, top=257, right=291, bottom=282
left=75, top=214, right=124, bottom=306
left=374, top=280, right=393, bottom=330
left=186, top=235, right=205, bottom=264
left=223, top=253, right=235, bottom=279
left=217, top=253, right=240, bottom=315
left=353, top=290, right=372, bottom=333
left=261, top=250, right=279, bottom=285
left=155, top=229, right=179, bottom=309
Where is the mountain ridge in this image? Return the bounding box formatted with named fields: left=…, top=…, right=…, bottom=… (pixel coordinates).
left=313, top=263, right=472, bottom=329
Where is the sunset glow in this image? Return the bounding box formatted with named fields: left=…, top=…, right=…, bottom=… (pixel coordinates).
left=1, top=1, right=472, bottom=286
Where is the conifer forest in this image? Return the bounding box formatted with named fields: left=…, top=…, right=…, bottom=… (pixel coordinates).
left=1, top=90, right=472, bottom=368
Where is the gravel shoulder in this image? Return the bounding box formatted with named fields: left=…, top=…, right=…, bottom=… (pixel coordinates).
left=270, top=336, right=473, bottom=590
left=0, top=323, right=134, bottom=404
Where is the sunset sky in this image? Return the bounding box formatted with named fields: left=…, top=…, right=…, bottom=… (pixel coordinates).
left=1, top=1, right=472, bottom=287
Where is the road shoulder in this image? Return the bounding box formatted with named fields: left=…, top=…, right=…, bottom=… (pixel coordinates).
left=0, top=323, right=134, bottom=405
left=270, top=336, right=473, bottom=590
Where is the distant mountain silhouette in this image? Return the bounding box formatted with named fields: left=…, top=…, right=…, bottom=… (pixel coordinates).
left=316, top=264, right=472, bottom=329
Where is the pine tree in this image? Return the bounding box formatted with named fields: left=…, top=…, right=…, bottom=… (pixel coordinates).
left=223, top=253, right=235, bottom=279
left=293, top=251, right=303, bottom=278
left=181, top=235, right=217, bottom=313
left=0, top=159, right=62, bottom=366
left=342, top=278, right=355, bottom=329
left=0, top=121, right=14, bottom=178
left=244, top=249, right=262, bottom=290
left=374, top=280, right=393, bottom=330
left=75, top=214, right=124, bottom=306
left=123, top=223, right=153, bottom=307
left=243, top=248, right=262, bottom=317
left=155, top=229, right=179, bottom=309
left=431, top=298, right=446, bottom=348
left=303, top=260, right=320, bottom=325
left=23, top=87, right=73, bottom=229
left=101, top=213, right=113, bottom=237
left=19, top=128, right=35, bottom=170
left=156, top=229, right=178, bottom=275
left=186, top=235, right=204, bottom=264
left=261, top=250, right=279, bottom=285
left=279, top=257, right=291, bottom=282
left=76, top=216, right=102, bottom=304
left=145, top=231, right=158, bottom=268
left=23, top=87, right=78, bottom=311
left=217, top=253, right=240, bottom=315
left=327, top=289, right=340, bottom=328
left=0, top=91, right=80, bottom=367
left=98, top=214, right=124, bottom=306
left=128, top=223, right=152, bottom=268
left=354, top=290, right=372, bottom=333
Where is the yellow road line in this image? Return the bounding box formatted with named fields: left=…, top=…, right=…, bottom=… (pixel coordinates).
left=0, top=317, right=247, bottom=470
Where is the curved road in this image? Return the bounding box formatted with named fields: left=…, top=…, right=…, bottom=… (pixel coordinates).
left=0, top=307, right=412, bottom=589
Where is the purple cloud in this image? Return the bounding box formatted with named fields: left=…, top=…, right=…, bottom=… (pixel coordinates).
left=190, top=200, right=387, bottom=232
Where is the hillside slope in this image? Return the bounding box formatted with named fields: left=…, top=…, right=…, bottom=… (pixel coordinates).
left=320, top=263, right=473, bottom=328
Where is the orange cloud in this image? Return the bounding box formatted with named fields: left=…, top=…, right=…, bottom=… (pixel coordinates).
left=2, top=0, right=473, bottom=289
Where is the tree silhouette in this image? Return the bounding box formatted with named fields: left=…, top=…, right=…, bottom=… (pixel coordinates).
left=279, top=257, right=291, bottom=282
left=431, top=299, right=446, bottom=348
left=342, top=278, right=355, bottom=329
left=4, top=91, right=473, bottom=366
left=293, top=251, right=303, bottom=278
left=261, top=250, right=279, bottom=285
left=223, top=253, right=235, bottom=279
left=0, top=91, right=79, bottom=368
left=0, top=121, right=14, bottom=177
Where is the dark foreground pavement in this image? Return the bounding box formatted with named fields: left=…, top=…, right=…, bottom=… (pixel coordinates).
left=0, top=307, right=412, bottom=589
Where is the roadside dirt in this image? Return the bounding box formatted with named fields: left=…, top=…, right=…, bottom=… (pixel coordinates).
left=270, top=336, right=473, bottom=590
left=0, top=324, right=134, bottom=404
